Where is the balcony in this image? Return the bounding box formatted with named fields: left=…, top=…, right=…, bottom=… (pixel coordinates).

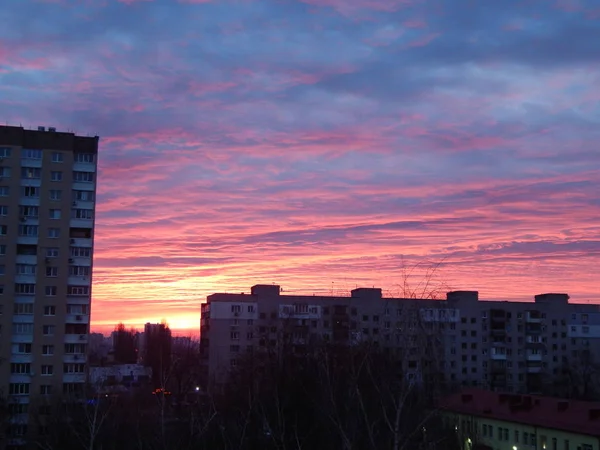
left=16, top=236, right=37, bottom=245
left=63, top=373, right=86, bottom=383
left=14, top=274, right=36, bottom=284
left=64, top=354, right=86, bottom=363
left=64, top=334, right=88, bottom=344
left=526, top=353, right=542, bottom=361
left=11, top=335, right=33, bottom=344
left=15, top=255, right=36, bottom=265
left=65, top=314, right=90, bottom=324
left=67, top=276, right=91, bottom=286
left=20, top=178, right=41, bottom=187
left=491, top=351, right=507, bottom=360
left=69, top=237, right=92, bottom=247
left=527, top=365, right=542, bottom=373
left=9, top=355, right=33, bottom=364
left=69, top=219, right=93, bottom=229
left=73, top=161, right=96, bottom=173
left=19, top=197, right=40, bottom=206
left=72, top=181, right=95, bottom=191
left=9, top=374, right=32, bottom=383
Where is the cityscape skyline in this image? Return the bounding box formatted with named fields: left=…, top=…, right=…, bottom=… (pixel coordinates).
left=2, top=0, right=599, bottom=331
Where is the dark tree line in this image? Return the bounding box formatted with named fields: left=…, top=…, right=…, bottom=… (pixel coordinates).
left=0, top=339, right=457, bottom=450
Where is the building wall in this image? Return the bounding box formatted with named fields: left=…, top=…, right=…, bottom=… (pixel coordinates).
left=200, top=285, right=600, bottom=395
left=0, top=125, right=99, bottom=444
left=446, top=411, right=600, bottom=450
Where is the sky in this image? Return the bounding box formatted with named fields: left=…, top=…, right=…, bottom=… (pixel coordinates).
left=1, top=0, right=599, bottom=332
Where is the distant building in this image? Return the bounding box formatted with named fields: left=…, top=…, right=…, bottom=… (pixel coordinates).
left=201, top=285, right=600, bottom=396
left=143, top=322, right=172, bottom=388
left=439, top=388, right=600, bottom=450
left=89, top=363, right=152, bottom=395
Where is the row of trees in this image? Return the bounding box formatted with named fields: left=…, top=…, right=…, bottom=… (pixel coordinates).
left=0, top=338, right=460, bottom=450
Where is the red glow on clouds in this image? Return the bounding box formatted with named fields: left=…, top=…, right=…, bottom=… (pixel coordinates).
left=2, top=0, right=599, bottom=331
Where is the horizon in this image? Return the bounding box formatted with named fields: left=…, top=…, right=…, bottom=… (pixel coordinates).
left=2, top=0, right=599, bottom=331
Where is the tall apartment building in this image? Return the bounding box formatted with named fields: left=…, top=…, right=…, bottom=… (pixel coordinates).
left=0, top=125, right=98, bottom=445
left=200, top=285, right=600, bottom=397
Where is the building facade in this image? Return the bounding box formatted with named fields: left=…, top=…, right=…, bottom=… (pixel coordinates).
left=0, top=125, right=99, bottom=445
left=200, top=285, right=600, bottom=396
left=440, top=388, right=600, bottom=450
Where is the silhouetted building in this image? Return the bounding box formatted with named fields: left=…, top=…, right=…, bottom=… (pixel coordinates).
left=201, top=285, right=600, bottom=397
left=143, top=322, right=172, bottom=388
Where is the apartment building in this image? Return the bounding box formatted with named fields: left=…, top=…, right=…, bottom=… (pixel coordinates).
left=0, top=125, right=98, bottom=446
left=200, top=285, right=600, bottom=396
left=440, top=388, right=600, bottom=450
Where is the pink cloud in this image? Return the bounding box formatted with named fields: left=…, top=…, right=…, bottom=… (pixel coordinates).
left=406, top=32, right=440, bottom=47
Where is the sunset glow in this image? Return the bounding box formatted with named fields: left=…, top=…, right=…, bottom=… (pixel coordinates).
left=1, top=0, right=599, bottom=331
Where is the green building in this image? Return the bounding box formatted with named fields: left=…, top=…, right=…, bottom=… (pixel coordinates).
left=440, top=388, right=600, bottom=450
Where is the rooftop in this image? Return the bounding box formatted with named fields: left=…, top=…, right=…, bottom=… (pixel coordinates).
left=439, top=388, right=600, bottom=437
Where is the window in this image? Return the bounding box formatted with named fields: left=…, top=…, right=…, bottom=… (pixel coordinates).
left=18, top=225, right=38, bottom=236
left=71, top=247, right=91, bottom=257
left=75, top=153, right=95, bottom=163
left=247, top=332, right=253, bottom=339
left=67, top=286, right=89, bottom=296
left=8, top=403, right=29, bottom=414
left=0, top=205, right=7, bottom=216
left=0, top=244, right=5, bottom=255
left=22, top=186, right=39, bottom=198
left=51, top=152, right=64, bottom=162
left=231, top=305, right=241, bottom=313
left=64, top=363, right=85, bottom=373
left=49, top=209, right=61, bottom=219
left=45, top=286, right=57, bottom=296
left=0, top=147, right=11, bottom=157
left=230, top=345, right=239, bottom=352
left=73, top=171, right=94, bottom=182
left=43, top=325, right=55, bottom=336
left=42, top=345, right=54, bottom=355
left=46, top=266, right=58, bottom=277
left=583, top=326, right=590, bottom=334
left=10, top=363, right=31, bottom=374
left=7, top=424, right=28, bottom=437
left=50, top=171, right=62, bottom=181
left=9, top=383, right=30, bottom=395
left=564, top=440, right=569, bottom=450
left=230, top=331, right=239, bottom=340
left=40, top=385, right=52, bottom=395
left=21, top=167, right=41, bottom=179
left=48, top=228, right=60, bottom=238
left=41, top=365, right=53, bottom=375
left=73, top=190, right=95, bottom=202
left=0, top=186, right=8, bottom=196
left=0, top=166, right=10, bottom=178
left=21, top=149, right=42, bottom=159
left=67, top=304, right=88, bottom=314
left=524, top=432, right=529, bottom=445
left=65, top=343, right=86, bottom=353
left=73, top=208, right=93, bottom=220
left=0, top=224, right=6, bottom=235
left=44, top=306, right=56, bottom=316
left=19, top=205, right=38, bottom=217
left=16, top=263, right=37, bottom=275
left=514, top=430, right=519, bottom=442
left=49, top=189, right=62, bottom=200
left=247, top=305, right=254, bottom=313
left=46, top=247, right=59, bottom=257
left=16, top=343, right=32, bottom=354
left=13, top=323, right=34, bottom=335
left=552, top=438, right=557, bottom=450
left=14, top=303, right=34, bottom=314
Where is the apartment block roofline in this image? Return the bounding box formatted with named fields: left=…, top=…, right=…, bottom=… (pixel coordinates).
left=439, top=388, right=600, bottom=437
left=206, top=285, right=586, bottom=305
left=0, top=124, right=99, bottom=153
